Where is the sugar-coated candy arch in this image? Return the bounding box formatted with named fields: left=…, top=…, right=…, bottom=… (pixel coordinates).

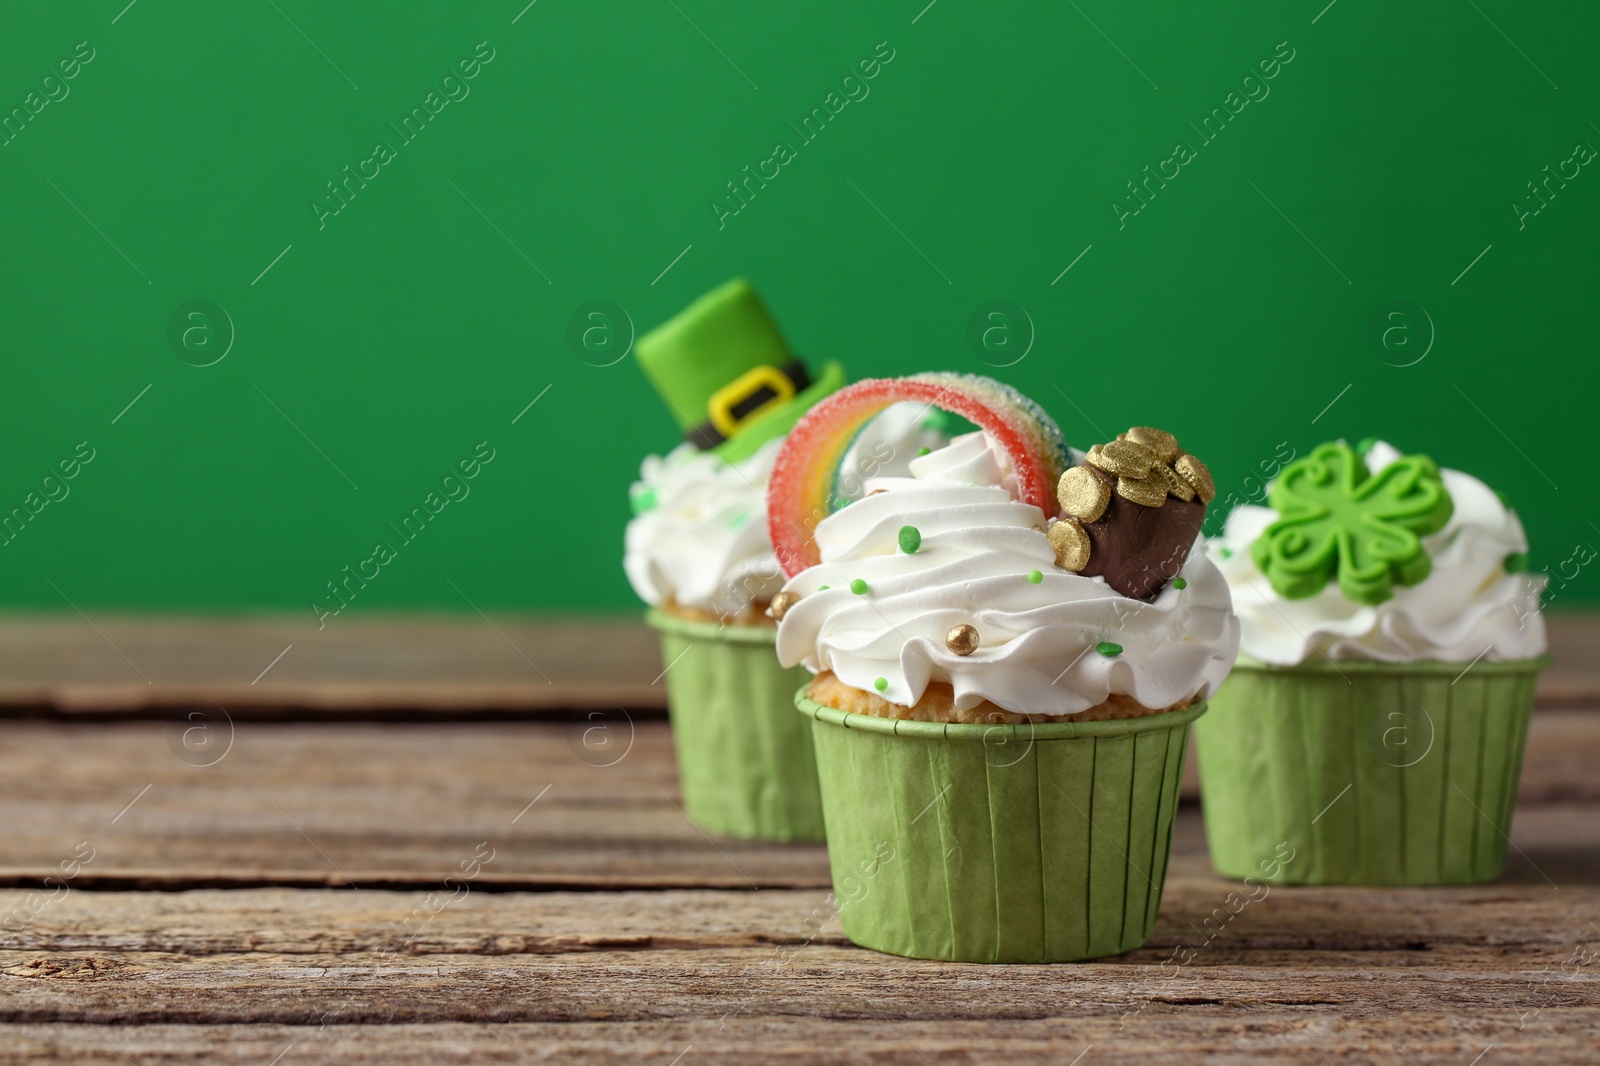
left=767, top=373, right=1070, bottom=576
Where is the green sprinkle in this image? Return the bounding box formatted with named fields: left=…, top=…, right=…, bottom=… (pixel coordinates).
left=1356, top=436, right=1378, bottom=456
left=630, top=487, right=657, bottom=516
left=1172, top=577, right=1188, bottom=590
left=917, top=447, right=931, bottom=456
left=850, top=578, right=869, bottom=595
left=1096, top=642, right=1123, bottom=657
left=818, top=585, right=830, bottom=591
left=1504, top=551, right=1530, bottom=574
left=1219, top=547, right=1234, bottom=559
left=1027, top=569, right=1043, bottom=584
left=922, top=409, right=951, bottom=432
left=874, top=677, right=888, bottom=692
left=898, top=525, right=922, bottom=554
left=728, top=509, right=750, bottom=529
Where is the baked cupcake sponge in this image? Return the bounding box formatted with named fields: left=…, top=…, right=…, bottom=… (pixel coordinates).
left=807, top=671, right=1191, bottom=725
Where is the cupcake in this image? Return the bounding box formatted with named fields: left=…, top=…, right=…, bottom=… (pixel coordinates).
left=625, top=279, right=942, bottom=842
left=1197, top=440, right=1550, bottom=885
left=767, top=374, right=1239, bottom=962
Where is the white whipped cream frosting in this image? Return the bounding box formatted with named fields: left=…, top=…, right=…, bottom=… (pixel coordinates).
left=774, top=432, right=1240, bottom=715
left=625, top=404, right=946, bottom=617
left=1209, top=441, right=1548, bottom=665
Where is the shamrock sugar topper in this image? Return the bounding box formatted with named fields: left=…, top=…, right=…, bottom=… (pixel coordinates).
left=1250, top=441, right=1454, bottom=605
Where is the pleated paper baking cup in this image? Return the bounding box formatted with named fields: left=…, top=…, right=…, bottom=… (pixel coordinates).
left=797, top=689, right=1205, bottom=963
left=646, top=610, right=825, bottom=843
left=1195, top=657, right=1549, bottom=886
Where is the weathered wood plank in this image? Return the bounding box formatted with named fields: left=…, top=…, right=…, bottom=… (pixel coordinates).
left=0, top=718, right=1595, bottom=888
left=0, top=612, right=1593, bottom=715
left=1543, top=613, right=1600, bottom=704
left=0, top=878, right=1595, bottom=1060
left=2, top=871, right=1594, bottom=957
left=0, top=719, right=825, bottom=889
left=1, top=948, right=1594, bottom=1024
left=2, top=1015, right=1594, bottom=1066
left=0, top=697, right=1592, bottom=1061
left=0, top=614, right=664, bottom=714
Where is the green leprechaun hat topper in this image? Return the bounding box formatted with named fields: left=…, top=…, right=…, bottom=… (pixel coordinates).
left=635, top=278, right=845, bottom=463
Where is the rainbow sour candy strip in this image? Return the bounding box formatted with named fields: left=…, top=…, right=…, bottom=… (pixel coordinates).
left=768, top=373, right=1070, bottom=576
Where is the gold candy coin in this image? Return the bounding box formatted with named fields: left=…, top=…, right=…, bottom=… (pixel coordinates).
left=1124, top=426, right=1180, bottom=463
left=1049, top=516, right=1092, bottom=571
left=1174, top=453, right=1216, bottom=503
left=946, top=623, right=980, bottom=656
left=1088, top=438, right=1158, bottom=478
left=1152, top=461, right=1195, bottom=502
left=1116, top=474, right=1169, bottom=508
left=768, top=590, right=800, bottom=621
left=1057, top=466, right=1111, bottom=523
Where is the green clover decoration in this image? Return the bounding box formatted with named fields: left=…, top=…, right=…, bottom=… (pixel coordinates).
left=1251, top=442, right=1453, bottom=605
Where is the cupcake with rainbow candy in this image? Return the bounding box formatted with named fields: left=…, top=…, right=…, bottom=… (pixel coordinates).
left=767, top=373, right=1239, bottom=962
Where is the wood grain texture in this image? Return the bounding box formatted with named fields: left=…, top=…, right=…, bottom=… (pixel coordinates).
left=1, top=872, right=1596, bottom=1062
left=1541, top=613, right=1600, bottom=704
left=0, top=618, right=1594, bottom=1065
left=2, top=869, right=1594, bottom=958
left=0, top=719, right=823, bottom=889
left=0, top=612, right=1593, bottom=715
left=0, top=716, right=1595, bottom=889
left=2, top=1017, right=1592, bottom=1066
left=0, top=613, right=664, bottom=714
left=0, top=713, right=1593, bottom=889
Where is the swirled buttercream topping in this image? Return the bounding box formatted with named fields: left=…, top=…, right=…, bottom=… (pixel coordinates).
left=1210, top=441, right=1548, bottom=664
left=625, top=404, right=944, bottom=616
left=775, top=432, right=1240, bottom=714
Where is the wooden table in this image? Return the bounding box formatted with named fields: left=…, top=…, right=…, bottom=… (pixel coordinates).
left=1, top=615, right=1596, bottom=1063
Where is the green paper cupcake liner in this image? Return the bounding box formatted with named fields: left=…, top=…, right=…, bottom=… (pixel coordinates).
left=797, top=688, right=1206, bottom=963
left=1195, top=656, right=1550, bottom=886
left=646, top=610, right=825, bottom=843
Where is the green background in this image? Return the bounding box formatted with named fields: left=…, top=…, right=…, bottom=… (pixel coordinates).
left=2, top=0, right=1595, bottom=620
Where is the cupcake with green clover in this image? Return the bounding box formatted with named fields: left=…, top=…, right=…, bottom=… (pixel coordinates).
left=768, top=374, right=1239, bottom=962
left=625, top=279, right=944, bottom=842
left=1197, top=439, right=1550, bottom=885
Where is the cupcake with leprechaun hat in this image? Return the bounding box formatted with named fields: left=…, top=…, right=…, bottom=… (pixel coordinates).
left=625, top=279, right=945, bottom=842
left=768, top=373, right=1239, bottom=962
left=1197, top=439, right=1549, bottom=885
